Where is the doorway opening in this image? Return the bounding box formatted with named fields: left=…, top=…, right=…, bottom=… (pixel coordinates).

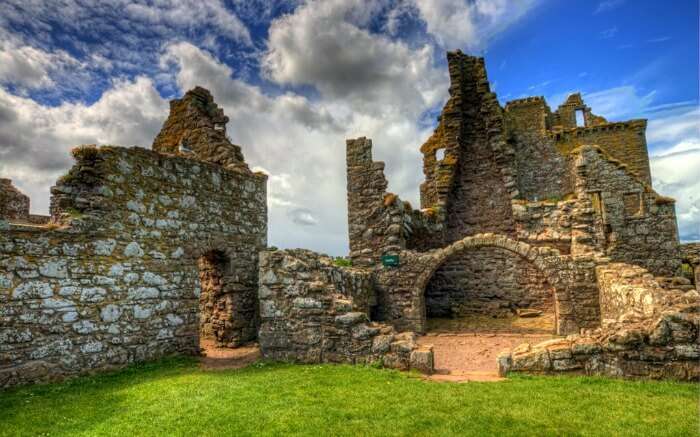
left=419, top=246, right=559, bottom=381
left=197, top=250, right=260, bottom=368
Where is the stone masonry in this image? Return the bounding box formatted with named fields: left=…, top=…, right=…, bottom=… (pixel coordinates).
left=0, top=91, right=267, bottom=389
left=1, top=49, right=697, bottom=388
left=257, top=249, right=433, bottom=373
left=345, top=50, right=695, bottom=380
left=0, top=179, right=30, bottom=222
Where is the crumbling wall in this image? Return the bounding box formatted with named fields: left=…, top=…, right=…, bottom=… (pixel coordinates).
left=574, top=146, right=680, bottom=276
left=681, top=243, right=700, bottom=291
left=257, top=249, right=433, bottom=373
left=0, top=145, right=267, bottom=388
left=346, top=137, right=443, bottom=266
left=499, top=267, right=699, bottom=381
left=0, top=179, right=30, bottom=221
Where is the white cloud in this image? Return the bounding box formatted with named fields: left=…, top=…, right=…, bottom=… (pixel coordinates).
left=648, top=105, right=700, bottom=242
left=0, top=40, right=82, bottom=91
left=413, top=0, right=539, bottom=49
left=160, top=32, right=443, bottom=255
left=647, top=107, right=700, bottom=146
left=651, top=150, right=700, bottom=242
left=262, top=0, right=446, bottom=117
left=0, top=77, right=168, bottom=214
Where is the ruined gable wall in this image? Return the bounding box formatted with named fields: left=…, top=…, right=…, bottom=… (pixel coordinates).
left=0, top=146, right=267, bottom=389
left=152, top=87, right=248, bottom=171
left=0, top=179, right=30, bottom=221
left=574, top=146, right=679, bottom=276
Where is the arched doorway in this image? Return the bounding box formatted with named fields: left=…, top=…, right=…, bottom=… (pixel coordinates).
left=410, top=235, right=568, bottom=380
left=424, top=246, right=557, bottom=335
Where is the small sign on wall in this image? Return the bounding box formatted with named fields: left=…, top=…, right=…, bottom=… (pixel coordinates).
left=381, top=254, right=400, bottom=267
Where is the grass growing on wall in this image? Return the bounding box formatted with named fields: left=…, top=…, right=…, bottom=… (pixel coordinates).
left=0, top=357, right=697, bottom=437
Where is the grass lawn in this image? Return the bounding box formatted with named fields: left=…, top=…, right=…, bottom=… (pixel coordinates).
left=0, top=357, right=697, bottom=436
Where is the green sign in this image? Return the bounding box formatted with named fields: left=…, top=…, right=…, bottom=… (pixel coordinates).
left=381, top=254, right=400, bottom=267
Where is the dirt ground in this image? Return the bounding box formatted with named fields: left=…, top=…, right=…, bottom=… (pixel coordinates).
left=198, top=314, right=557, bottom=382
left=199, top=338, right=261, bottom=371
left=418, top=314, right=558, bottom=382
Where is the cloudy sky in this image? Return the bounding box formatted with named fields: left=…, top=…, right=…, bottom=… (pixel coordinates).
left=0, top=0, right=698, bottom=255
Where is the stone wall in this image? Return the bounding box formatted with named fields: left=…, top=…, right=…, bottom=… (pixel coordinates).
left=0, top=145, right=267, bottom=388
left=680, top=243, right=700, bottom=291
left=574, top=146, right=680, bottom=276
left=512, top=199, right=574, bottom=254
left=0, top=179, right=30, bottom=221
left=373, top=233, right=600, bottom=335
left=424, top=247, right=554, bottom=319
left=499, top=271, right=699, bottom=381
left=504, top=99, right=574, bottom=201
left=257, top=249, right=433, bottom=373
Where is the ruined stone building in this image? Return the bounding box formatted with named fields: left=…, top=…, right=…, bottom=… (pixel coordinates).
left=1, top=52, right=698, bottom=388
left=345, top=51, right=698, bottom=379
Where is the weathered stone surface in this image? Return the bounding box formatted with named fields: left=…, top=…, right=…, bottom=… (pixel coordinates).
left=0, top=179, right=30, bottom=221
left=257, top=249, right=433, bottom=374
left=0, top=90, right=267, bottom=389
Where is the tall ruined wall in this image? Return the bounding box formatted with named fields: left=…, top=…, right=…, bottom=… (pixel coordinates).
left=346, top=137, right=442, bottom=266
left=0, top=145, right=267, bottom=388
left=574, top=146, right=679, bottom=276
left=0, top=179, right=30, bottom=221
left=257, top=249, right=433, bottom=373
left=419, top=52, right=517, bottom=242
left=152, top=87, right=248, bottom=171
left=346, top=137, right=405, bottom=266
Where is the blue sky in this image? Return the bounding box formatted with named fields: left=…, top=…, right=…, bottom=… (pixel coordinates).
left=0, top=0, right=698, bottom=254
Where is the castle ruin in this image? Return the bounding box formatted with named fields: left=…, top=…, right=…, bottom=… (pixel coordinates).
left=1, top=51, right=698, bottom=388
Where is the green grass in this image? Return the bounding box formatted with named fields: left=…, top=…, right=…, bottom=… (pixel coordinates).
left=0, top=358, right=697, bottom=437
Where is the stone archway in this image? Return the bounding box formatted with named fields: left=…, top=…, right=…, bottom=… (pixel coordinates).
left=373, top=233, right=579, bottom=336
left=413, top=234, right=572, bottom=335
left=423, top=245, right=557, bottom=332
